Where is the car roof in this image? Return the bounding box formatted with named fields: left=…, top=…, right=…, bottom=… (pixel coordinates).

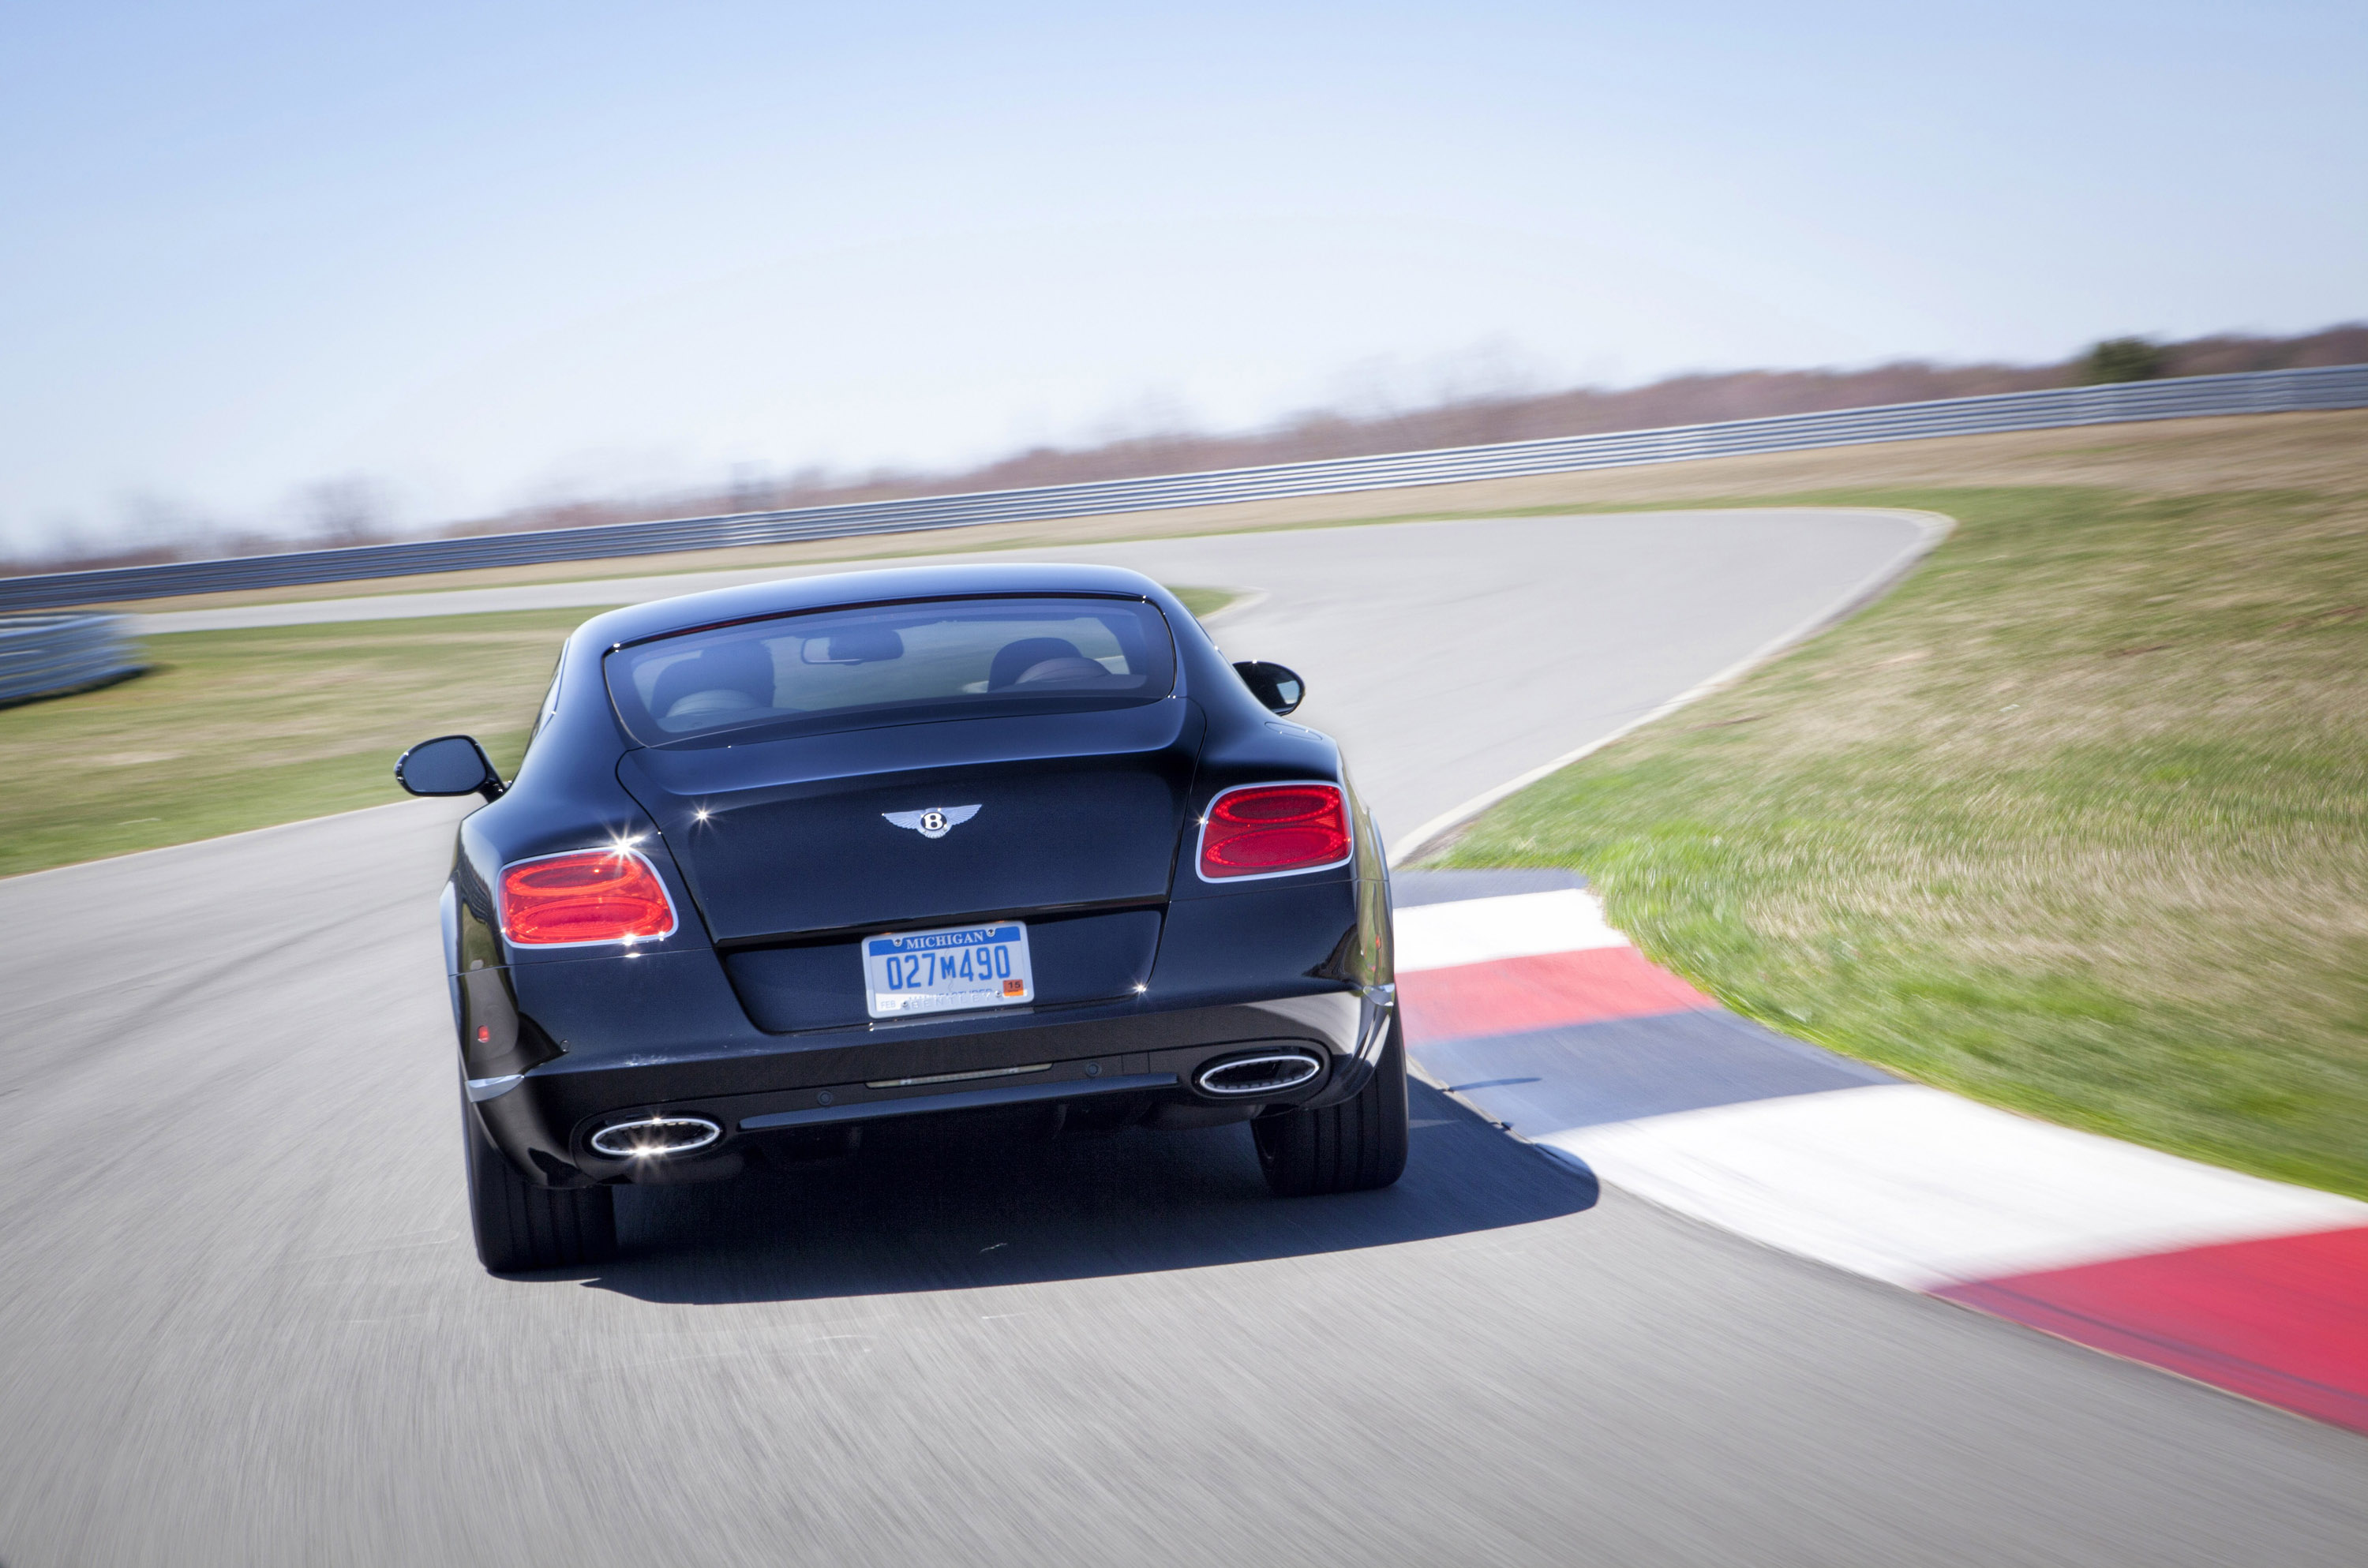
left=574, top=561, right=1176, bottom=649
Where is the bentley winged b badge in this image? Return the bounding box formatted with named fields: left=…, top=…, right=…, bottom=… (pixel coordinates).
left=882, top=805, right=982, bottom=840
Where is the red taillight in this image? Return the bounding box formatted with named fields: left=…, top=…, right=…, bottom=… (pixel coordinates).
left=1197, top=783, right=1353, bottom=880
left=499, top=849, right=677, bottom=946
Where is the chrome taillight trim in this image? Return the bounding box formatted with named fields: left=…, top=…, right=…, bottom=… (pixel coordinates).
left=1193, top=779, right=1355, bottom=885
left=496, top=844, right=680, bottom=949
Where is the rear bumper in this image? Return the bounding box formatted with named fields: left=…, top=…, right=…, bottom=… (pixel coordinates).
left=475, top=986, right=1396, bottom=1187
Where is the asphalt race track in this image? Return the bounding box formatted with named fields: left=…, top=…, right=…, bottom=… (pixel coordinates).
left=7, top=511, right=2364, bottom=1566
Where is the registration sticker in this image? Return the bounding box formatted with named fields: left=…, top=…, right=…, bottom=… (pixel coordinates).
left=862, top=921, right=1034, bottom=1019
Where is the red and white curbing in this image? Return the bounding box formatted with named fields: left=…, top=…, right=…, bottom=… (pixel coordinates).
left=1394, top=885, right=2368, bottom=1434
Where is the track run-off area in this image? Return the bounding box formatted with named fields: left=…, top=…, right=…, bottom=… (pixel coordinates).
left=5, top=510, right=2364, bottom=1566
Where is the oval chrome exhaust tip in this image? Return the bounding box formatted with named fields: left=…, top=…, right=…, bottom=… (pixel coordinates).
left=590, top=1115, right=723, bottom=1158
left=1195, top=1051, right=1324, bottom=1097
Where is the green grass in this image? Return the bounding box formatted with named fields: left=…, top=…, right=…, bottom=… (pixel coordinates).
left=1167, top=586, right=1236, bottom=620
left=0, top=586, right=1241, bottom=879
left=0, top=611, right=582, bottom=878
left=1438, top=484, right=2368, bottom=1198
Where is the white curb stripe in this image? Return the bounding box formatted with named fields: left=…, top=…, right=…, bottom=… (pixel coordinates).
left=1394, top=889, right=1631, bottom=973
left=1537, top=1084, right=2368, bottom=1290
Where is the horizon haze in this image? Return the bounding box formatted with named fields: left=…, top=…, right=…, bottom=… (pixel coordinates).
left=2, top=1, right=2362, bottom=556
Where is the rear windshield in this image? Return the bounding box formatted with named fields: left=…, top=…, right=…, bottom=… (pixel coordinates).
left=604, top=595, right=1178, bottom=745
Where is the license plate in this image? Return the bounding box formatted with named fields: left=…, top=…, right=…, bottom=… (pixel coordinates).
left=863, top=921, right=1034, bottom=1018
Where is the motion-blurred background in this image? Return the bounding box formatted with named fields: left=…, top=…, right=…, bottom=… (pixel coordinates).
left=4, top=2, right=2362, bottom=570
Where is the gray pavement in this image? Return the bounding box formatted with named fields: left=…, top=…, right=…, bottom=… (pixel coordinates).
left=6, top=511, right=2363, bottom=1566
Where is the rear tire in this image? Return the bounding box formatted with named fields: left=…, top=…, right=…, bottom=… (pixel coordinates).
left=463, top=1089, right=616, bottom=1273
left=1253, top=1016, right=1409, bottom=1196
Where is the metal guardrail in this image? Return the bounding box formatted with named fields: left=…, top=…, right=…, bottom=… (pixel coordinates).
left=6, top=364, right=2363, bottom=612
left=0, top=614, right=144, bottom=705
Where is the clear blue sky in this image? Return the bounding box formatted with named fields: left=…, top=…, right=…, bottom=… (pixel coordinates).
left=2, top=1, right=2361, bottom=552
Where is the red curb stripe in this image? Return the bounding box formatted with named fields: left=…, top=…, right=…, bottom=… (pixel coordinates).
left=1399, top=946, right=1716, bottom=1044
left=1935, top=1226, right=2368, bottom=1434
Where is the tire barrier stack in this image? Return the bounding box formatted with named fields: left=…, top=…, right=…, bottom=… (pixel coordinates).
left=4, top=363, right=2363, bottom=612
left=0, top=614, right=144, bottom=706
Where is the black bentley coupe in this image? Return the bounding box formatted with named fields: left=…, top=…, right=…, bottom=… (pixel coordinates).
left=398, top=562, right=1404, bottom=1272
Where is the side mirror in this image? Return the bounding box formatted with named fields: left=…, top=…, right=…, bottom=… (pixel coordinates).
left=1233, top=660, right=1306, bottom=716
left=395, top=735, right=504, bottom=802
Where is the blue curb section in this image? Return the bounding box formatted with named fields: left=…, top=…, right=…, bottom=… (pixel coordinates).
left=1390, top=868, right=1894, bottom=1139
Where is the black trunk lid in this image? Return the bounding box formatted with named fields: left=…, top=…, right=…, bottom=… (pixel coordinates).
left=619, top=701, right=1205, bottom=944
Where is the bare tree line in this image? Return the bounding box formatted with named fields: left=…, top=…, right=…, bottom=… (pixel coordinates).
left=9, top=324, right=2362, bottom=577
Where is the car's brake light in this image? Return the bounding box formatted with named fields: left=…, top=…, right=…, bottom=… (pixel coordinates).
left=1197, top=783, right=1352, bottom=880
left=499, top=848, right=678, bottom=946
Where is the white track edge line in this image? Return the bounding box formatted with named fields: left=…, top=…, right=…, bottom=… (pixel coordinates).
left=1386, top=507, right=1955, bottom=865
left=0, top=797, right=454, bottom=886
left=1195, top=586, right=1268, bottom=628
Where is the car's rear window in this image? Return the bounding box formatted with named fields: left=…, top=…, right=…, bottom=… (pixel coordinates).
left=604, top=594, right=1178, bottom=745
